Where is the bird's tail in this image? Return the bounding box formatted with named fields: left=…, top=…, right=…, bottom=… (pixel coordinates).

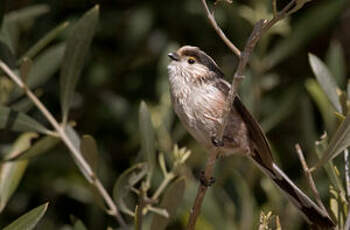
left=250, top=153, right=335, bottom=229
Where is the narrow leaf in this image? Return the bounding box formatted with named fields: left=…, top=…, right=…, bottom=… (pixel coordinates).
left=314, top=134, right=346, bottom=202
left=139, top=101, right=156, bottom=185
left=150, top=178, right=185, bottom=230
left=65, top=125, right=92, bottom=183
left=313, top=115, right=350, bottom=171
left=309, top=53, right=342, bottom=113
left=80, top=135, right=98, bottom=173
left=0, top=132, right=38, bottom=212
left=3, top=135, right=60, bottom=161
left=113, top=163, right=148, bottom=216
left=73, top=220, right=88, bottom=230
left=0, top=40, right=16, bottom=68
left=20, top=21, right=69, bottom=62
left=0, top=106, right=50, bottom=134
left=326, top=40, right=346, bottom=86
left=60, top=5, right=99, bottom=124
left=11, top=43, right=66, bottom=100
left=0, top=4, right=50, bottom=52
left=3, top=202, right=49, bottom=230
left=20, top=57, right=32, bottom=84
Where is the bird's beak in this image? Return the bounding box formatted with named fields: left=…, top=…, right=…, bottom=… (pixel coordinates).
left=168, top=52, right=180, bottom=61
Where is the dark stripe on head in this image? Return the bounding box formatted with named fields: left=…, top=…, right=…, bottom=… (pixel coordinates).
left=179, top=46, right=224, bottom=78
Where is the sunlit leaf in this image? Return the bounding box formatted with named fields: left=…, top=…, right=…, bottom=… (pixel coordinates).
left=3, top=202, right=49, bottom=230
left=326, top=40, right=346, bottom=87
left=113, top=163, right=148, bottom=216
left=139, top=101, right=156, bottom=186
left=309, top=53, right=341, bottom=113
left=313, top=115, right=350, bottom=172
left=0, top=106, right=50, bottom=134
left=150, top=177, right=185, bottom=230
left=60, top=5, right=99, bottom=124
left=3, top=135, right=60, bottom=161
left=20, top=21, right=69, bottom=62
left=0, top=132, right=38, bottom=212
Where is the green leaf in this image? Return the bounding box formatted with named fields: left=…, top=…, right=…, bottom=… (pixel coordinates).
left=0, top=4, right=50, bottom=52
left=326, top=40, right=346, bottom=87
left=0, top=132, right=38, bottom=212
left=11, top=43, right=66, bottom=100
left=3, top=202, right=49, bottom=230
left=80, top=135, right=99, bottom=173
left=265, top=0, right=344, bottom=70
left=20, top=21, right=69, bottom=62
left=312, top=115, right=350, bottom=171
left=0, top=106, right=50, bottom=134
left=139, top=101, right=156, bottom=186
left=150, top=177, right=185, bottom=230
left=305, top=79, right=335, bottom=132
left=113, top=163, right=148, bottom=216
left=0, top=40, right=16, bottom=68
left=64, top=125, right=93, bottom=183
left=3, top=135, right=60, bottom=161
left=60, top=5, right=99, bottom=124
left=314, top=134, right=346, bottom=202
left=73, top=220, right=88, bottom=230
left=309, top=53, right=341, bottom=113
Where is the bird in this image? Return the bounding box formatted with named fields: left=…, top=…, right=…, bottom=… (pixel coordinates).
left=167, top=45, right=335, bottom=228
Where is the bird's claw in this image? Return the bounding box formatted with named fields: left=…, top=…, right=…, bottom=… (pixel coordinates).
left=200, top=171, right=216, bottom=187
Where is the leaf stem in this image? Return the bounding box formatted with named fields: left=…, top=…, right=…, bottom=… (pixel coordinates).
left=0, top=60, right=126, bottom=227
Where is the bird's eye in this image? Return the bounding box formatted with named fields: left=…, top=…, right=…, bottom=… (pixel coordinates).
left=188, top=57, right=196, bottom=64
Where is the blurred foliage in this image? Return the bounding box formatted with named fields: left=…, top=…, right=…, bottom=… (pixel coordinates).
left=0, top=0, right=349, bottom=229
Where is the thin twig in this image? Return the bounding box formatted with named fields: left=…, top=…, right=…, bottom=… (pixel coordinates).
left=295, top=144, right=327, bottom=212
left=0, top=61, right=126, bottom=227
left=214, top=0, right=297, bottom=143
left=186, top=149, right=219, bottom=230
left=344, top=149, right=350, bottom=201
left=200, top=0, right=241, bottom=58
left=188, top=1, right=302, bottom=229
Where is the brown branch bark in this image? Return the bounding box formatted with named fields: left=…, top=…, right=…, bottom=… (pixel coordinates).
left=295, top=144, right=327, bottom=213
left=186, top=149, right=220, bottom=230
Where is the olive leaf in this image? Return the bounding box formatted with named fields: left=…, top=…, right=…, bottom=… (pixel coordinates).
left=0, top=132, right=38, bottom=212
left=312, top=115, right=350, bottom=172
left=309, top=53, right=342, bottom=113
left=0, top=106, right=50, bottom=135
left=3, top=202, right=49, bottom=230
left=139, top=101, right=156, bottom=186
left=60, top=5, right=99, bottom=125
left=150, top=177, right=185, bottom=230
left=3, top=135, right=60, bottom=161
left=113, top=163, right=148, bottom=216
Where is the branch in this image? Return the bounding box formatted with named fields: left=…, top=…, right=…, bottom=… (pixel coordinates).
left=200, top=0, right=241, bottom=58
left=212, top=0, right=297, bottom=142
left=295, top=144, right=327, bottom=213
left=0, top=61, right=126, bottom=227
left=186, top=149, right=219, bottom=230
